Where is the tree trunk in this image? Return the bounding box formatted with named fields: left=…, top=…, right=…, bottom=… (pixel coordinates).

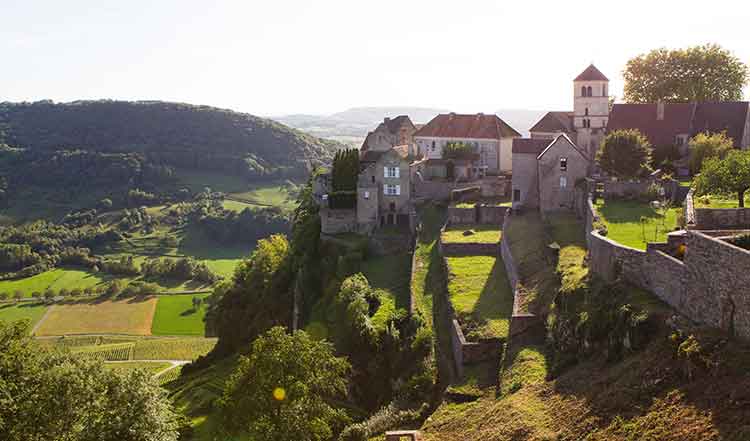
left=739, top=189, right=746, bottom=208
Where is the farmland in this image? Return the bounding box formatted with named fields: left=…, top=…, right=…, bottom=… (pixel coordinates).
left=34, top=297, right=158, bottom=336
left=0, top=303, right=48, bottom=329
left=105, top=361, right=173, bottom=375
left=151, top=294, right=210, bottom=336
left=37, top=335, right=217, bottom=361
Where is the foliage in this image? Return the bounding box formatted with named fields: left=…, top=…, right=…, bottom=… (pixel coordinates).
left=730, top=234, right=750, bottom=251
left=194, top=204, right=289, bottom=245
left=141, top=257, right=219, bottom=284
left=218, top=327, right=350, bottom=441
left=623, top=44, right=749, bottom=103
left=596, top=130, right=652, bottom=178
left=442, top=142, right=475, bottom=160
left=331, top=148, right=360, bottom=192
left=688, top=131, right=734, bottom=175
left=204, top=234, right=293, bottom=358
left=0, top=320, right=180, bottom=441
left=694, top=150, right=750, bottom=208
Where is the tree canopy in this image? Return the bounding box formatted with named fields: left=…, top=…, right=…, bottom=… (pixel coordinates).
left=695, top=150, right=750, bottom=207
left=596, top=130, right=652, bottom=178
left=0, top=320, right=179, bottom=441
left=218, top=327, right=350, bottom=441
left=442, top=142, right=476, bottom=160
left=623, top=44, right=749, bottom=103
left=688, top=132, right=734, bottom=175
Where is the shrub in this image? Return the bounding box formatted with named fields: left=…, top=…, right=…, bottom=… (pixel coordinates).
left=731, top=234, right=750, bottom=251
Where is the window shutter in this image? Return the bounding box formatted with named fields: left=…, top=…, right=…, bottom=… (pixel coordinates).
left=395, top=167, right=400, bottom=178
left=384, top=167, right=388, bottom=178
left=396, top=185, right=401, bottom=195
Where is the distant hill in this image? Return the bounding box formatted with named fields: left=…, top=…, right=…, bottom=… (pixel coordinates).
left=0, top=100, right=342, bottom=180
left=274, top=106, right=546, bottom=146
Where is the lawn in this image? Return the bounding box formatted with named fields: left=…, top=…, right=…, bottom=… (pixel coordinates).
left=104, top=361, right=173, bottom=375
left=594, top=199, right=681, bottom=250
left=151, top=294, right=210, bottom=336
left=221, top=199, right=260, bottom=212
left=0, top=303, right=48, bottom=329
left=442, top=225, right=502, bottom=244
left=34, top=297, right=158, bottom=336
left=446, top=255, right=514, bottom=340
left=693, top=193, right=750, bottom=209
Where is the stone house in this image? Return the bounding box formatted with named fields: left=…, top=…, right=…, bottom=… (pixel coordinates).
left=414, top=113, right=520, bottom=179
left=511, top=134, right=590, bottom=214
left=357, top=145, right=413, bottom=233
left=361, top=115, right=417, bottom=154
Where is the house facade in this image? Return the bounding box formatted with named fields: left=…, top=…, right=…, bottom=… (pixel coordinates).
left=361, top=115, right=417, bottom=154
left=357, top=146, right=413, bottom=233
left=414, top=113, right=520, bottom=179
left=511, top=134, right=589, bottom=214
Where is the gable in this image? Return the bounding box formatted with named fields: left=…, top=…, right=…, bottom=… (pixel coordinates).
left=537, top=134, right=590, bottom=162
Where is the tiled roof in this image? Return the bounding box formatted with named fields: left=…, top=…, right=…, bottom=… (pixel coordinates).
left=574, top=64, right=609, bottom=82
left=529, top=111, right=574, bottom=134
left=537, top=134, right=590, bottom=161
left=512, top=138, right=551, bottom=155
left=413, top=113, right=521, bottom=139
left=607, top=102, right=750, bottom=148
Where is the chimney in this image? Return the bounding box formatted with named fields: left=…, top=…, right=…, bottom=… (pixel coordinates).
left=656, top=101, right=665, bottom=121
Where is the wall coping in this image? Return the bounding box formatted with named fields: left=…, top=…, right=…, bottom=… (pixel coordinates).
left=692, top=229, right=750, bottom=257
left=590, top=230, right=648, bottom=254
left=653, top=249, right=686, bottom=266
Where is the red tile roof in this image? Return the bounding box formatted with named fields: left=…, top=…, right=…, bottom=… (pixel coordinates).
left=529, top=111, right=574, bottom=134
left=607, top=102, right=750, bottom=148
left=413, top=113, right=521, bottom=139
left=574, top=64, right=609, bottom=82
left=512, top=138, right=551, bottom=155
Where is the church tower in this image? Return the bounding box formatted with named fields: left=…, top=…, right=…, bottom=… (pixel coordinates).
left=573, top=64, right=609, bottom=158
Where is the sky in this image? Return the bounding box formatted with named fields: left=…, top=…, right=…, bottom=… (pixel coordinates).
left=2, top=0, right=750, bottom=116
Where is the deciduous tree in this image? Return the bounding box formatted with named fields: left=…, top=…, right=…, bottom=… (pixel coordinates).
left=597, top=130, right=652, bottom=178
left=695, top=150, right=750, bottom=207
left=623, top=44, right=749, bottom=103
left=688, top=132, right=734, bottom=174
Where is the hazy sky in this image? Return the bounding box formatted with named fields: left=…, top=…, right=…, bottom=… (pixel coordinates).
left=3, top=0, right=749, bottom=116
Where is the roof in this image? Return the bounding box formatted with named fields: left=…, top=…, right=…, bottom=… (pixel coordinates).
left=512, top=138, right=552, bottom=155
left=529, top=111, right=574, bottom=134
left=413, top=113, right=521, bottom=139
left=607, top=102, right=750, bottom=148
left=376, top=115, right=415, bottom=135
left=574, top=64, right=609, bottom=82
left=360, top=145, right=409, bottom=164
left=537, top=134, right=590, bottom=161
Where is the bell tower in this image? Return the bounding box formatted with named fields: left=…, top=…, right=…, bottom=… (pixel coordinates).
left=573, top=64, right=609, bottom=158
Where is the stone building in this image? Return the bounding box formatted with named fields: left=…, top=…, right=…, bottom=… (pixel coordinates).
left=361, top=115, right=417, bottom=154
left=414, top=113, right=520, bottom=178
left=530, top=64, right=610, bottom=159
left=511, top=134, right=590, bottom=214
left=357, top=145, right=413, bottom=233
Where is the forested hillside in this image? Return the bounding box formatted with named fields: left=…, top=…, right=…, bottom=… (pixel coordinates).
left=0, top=100, right=341, bottom=179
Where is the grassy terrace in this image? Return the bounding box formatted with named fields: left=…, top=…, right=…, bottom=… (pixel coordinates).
left=693, top=193, right=750, bottom=208
left=446, top=255, right=513, bottom=340
left=361, top=253, right=412, bottom=329
left=594, top=199, right=681, bottom=250
left=441, top=225, right=502, bottom=244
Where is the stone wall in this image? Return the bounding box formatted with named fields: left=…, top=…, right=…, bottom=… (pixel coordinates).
left=587, top=203, right=750, bottom=339
left=447, top=206, right=475, bottom=224
left=694, top=208, right=750, bottom=230
left=441, top=242, right=498, bottom=257
left=447, top=205, right=508, bottom=225
left=320, top=208, right=357, bottom=234
left=479, top=206, right=508, bottom=224
left=414, top=176, right=508, bottom=202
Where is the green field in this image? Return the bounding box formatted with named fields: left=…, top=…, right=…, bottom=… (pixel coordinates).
left=446, top=255, right=514, bottom=340
left=34, top=297, right=158, bottom=336
left=0, top=303, right=49, bottom=329
left=0, top=268, right=110, bottom=298
left=595, top=199, right=681, bottom=250
left=693, top=193, right=750, bottom=208
left=152, top=294, right=210, bottom=336
left=442, top=225, right=502, bottom=244
left=221, top=199, right=260, bottom=212
left=361, top=253, right=412, bottom=329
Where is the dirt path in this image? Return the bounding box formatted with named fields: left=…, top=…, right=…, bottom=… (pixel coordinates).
left=31, top=304, right=55, bottom=336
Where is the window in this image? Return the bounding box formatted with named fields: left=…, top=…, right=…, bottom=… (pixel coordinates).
left=431, top=141, right=436, bottom=151
left=371, top=175, right=375, bottom=183
left=585, top=107, right=589, bottom=116
left=385, top=184, right=400, bottom=196
left=603, top=84, right=607, bottom=96
left=513, top=189, right=521, bottom=202
left=560, top=157, right=567, bottom=171
left=364, top=191, right=370, bottom=200
left=581, top=86, right=587, bottom=97
left=384, top=166, right=399, bottom=178
left=675, top=136, right=684, bottom=146
left=560, top=176, right=568, bottom=188
left=587, top=86, right=592, bottom=97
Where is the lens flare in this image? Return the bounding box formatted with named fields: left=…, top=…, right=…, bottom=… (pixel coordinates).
left=273, top=387, right=286, bottom=401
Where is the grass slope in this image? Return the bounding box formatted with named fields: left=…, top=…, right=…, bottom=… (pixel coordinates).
left=0, top=268, right=110, bottom=298
left=151, top=294, right=210, bottom=336
left=361, top=253, right=412, bottom=330
left=0, top=303, right=48, bottom=329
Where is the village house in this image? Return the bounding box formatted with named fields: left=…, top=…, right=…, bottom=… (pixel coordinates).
left=360, top=115, right=418, bottom=154
left=511, top=134, right=589, bottom=214
left=413, top=113, right=520, bottom=180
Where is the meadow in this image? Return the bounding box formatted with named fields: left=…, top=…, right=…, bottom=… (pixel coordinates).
left=34, top=297, right=158, bottom=336
left=0, top=303, right=49, bottom=330
left=151, top=294, right=210, bottom=336
left=594, top=199, right=681, bottom=250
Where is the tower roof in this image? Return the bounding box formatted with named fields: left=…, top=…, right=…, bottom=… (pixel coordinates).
left=574, top=64, right=609, bottom=82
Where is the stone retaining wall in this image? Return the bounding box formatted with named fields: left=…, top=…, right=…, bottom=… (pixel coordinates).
left=320, top=208, right=357, bottom=234
left=685, top=190, right=750, bottom=230
left=447, top=207, right=475, bottom=224
left=447, top=205, right=508, bottom=225
left=414, top=177, right=509, bottom=202
left=587, top=201, right=750, bottom=339
left=441, top=242, right=498, bottom=257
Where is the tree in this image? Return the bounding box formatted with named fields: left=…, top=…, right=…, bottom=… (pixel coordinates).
left=442, top=142, right=475, bottom=160
left=689, top=132, right=734, bottom=174
left=0, top=320, right=180, bottom=441
left=597, top=130, right=652, bottom=178
left=218, top=327, right=350, bottom=441
left=695, top=150, right=750, bottom=207
left=623, top=44, right=749, bottom=103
